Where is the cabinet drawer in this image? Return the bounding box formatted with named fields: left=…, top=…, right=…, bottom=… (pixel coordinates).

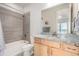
left=41, top=39, right=48, bottom=45
left=63, top=43, right=79, bottom=54
left=64, top=51, right=78, bottom=56
left=41, top=40, right=60, bottom=48
left=47, top=41, right=60, bottom=48
left=34, top=37, right=41, bottom=43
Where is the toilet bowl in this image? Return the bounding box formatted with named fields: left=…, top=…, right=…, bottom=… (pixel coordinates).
left=22, top=44, right=33, bottom=56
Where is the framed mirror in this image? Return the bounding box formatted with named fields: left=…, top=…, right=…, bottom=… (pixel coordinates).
left=42, top=3, right=71, bottom=34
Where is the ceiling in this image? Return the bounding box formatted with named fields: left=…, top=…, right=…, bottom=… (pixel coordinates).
left=0, top=3, right=62, bottom=14
left=14, top=3, right=30, bottom=8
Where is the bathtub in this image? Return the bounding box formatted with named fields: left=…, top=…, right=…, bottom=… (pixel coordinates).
left=4, top=40, right=28, bottom=56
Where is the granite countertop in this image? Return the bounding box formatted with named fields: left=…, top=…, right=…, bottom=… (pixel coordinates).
left=34, top=34, right=79, bottom=47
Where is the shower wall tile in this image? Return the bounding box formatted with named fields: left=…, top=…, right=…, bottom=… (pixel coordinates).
left=0, top=10, right=23, bottom=43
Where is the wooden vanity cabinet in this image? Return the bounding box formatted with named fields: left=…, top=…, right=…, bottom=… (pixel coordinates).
left=34, top=37, right=79, bottom=56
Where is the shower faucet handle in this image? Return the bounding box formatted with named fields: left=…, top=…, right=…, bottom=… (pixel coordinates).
left=24, top=34, right=27, bottom=37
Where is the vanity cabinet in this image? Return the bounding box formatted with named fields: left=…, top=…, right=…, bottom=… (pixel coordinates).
left=34, top=37, right=79, bottom=56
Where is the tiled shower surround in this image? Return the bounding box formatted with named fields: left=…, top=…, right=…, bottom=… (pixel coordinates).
left=0, top=7, right=23, bottom=43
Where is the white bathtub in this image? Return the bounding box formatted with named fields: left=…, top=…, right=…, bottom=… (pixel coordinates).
left=4, top=40, right=28, bottom=56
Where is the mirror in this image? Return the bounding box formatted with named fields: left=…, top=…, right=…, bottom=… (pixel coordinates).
left=42, top=3, right=71, bottom=34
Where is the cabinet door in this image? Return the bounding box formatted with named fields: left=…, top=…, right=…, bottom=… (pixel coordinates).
left=51, top=48, right=65, bottom=56
left=34, top=43, right=41, bottom=56
left=34, top=43, right=48, bottom=56
left=64, top=51, right=77, bottom=56
left=40, top=45, right=48, bottom=56
left=47, top=47, right=52, bottom=56
left=51, top=48, right=77, bottom=56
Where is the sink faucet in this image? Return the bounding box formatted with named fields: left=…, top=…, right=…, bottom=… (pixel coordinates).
left=52, top=32, right=57, bottom=36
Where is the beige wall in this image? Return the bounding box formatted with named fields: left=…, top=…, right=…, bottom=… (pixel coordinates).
left=0, top=7, right=23, bottom=43
left=42, top=3, right=70, bottom=33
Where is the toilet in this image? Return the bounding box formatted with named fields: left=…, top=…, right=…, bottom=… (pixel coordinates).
left=22, top=44, right=33, bottom=56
